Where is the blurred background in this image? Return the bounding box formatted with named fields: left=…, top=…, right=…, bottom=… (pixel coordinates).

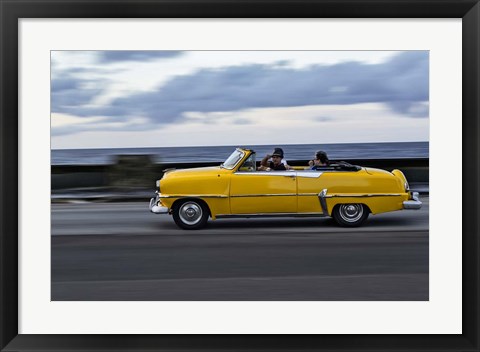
left=51, top=50, right=429, bottom=199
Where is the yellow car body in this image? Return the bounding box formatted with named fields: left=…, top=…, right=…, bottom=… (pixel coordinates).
left=149, top=148, right=422, bottom=229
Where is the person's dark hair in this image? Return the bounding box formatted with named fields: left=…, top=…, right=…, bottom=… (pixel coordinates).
left=315, top=150, right=329, bottom=165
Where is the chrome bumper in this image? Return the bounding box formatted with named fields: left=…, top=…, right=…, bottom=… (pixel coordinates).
left=149, top=194, right=169, bottom=214
left=403, top=192, right=422, bottom=210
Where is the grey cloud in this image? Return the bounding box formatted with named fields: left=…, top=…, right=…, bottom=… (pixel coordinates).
left=114, top=51, right=427, bottom=120
left=389, top=101, right=429, bottom=118
left=51, top=119, right=158, bottom=136
left=51, top=125, right=89, bottom=137
left=98, top=51, right=184, bottom=63
left=51, top=75, right=106, bottom=114
left=51, top=77, right=79, bottom=92
left=233, top=118, right=251, bottom=125
left=314, top=116, right=334, bottom=122
left=52, top=51, right=429, bottom=135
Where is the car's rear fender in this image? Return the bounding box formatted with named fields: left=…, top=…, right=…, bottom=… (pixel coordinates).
left=391, top=169, right=410, bottom=192
left=321, top=193, right=408, bottom=215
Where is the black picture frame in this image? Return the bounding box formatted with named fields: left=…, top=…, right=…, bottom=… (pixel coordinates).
left=1, top=1, right=479, bottom=351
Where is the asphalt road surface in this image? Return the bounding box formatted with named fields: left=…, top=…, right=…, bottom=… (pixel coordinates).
left=52, top=196, right=429, bottom=301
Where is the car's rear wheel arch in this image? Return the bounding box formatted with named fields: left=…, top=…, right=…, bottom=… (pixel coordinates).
left=361, top=203, right=372, bottom=214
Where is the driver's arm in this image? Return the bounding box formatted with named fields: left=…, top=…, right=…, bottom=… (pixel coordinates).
left=258, top=154, right=271, bottom=171
left=260, top=154, right=271, bottom=167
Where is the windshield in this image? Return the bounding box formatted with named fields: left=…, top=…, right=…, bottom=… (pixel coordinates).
left=238, top=152, right=256, bottom=172
left=222, top=149, right=245, bottom=169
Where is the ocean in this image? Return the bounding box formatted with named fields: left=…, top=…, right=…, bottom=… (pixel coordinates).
left=51, top=142, right=429, bottom=165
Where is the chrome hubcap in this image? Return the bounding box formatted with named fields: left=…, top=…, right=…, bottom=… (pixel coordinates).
left=339, top=204, right=363, bottom=223
left=179, top=202, right=203, bottom=225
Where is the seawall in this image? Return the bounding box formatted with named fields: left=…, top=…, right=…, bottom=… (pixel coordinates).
left=52, top=156, right=429, bottom=191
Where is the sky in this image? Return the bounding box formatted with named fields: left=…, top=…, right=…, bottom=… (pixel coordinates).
left=51, top=50, right=429, bottom=149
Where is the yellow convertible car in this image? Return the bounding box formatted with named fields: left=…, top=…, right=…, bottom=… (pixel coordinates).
left=149, top=148, right=422, bottom=229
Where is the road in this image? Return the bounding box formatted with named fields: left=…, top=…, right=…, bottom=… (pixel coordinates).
left=51, top=196, right=429, bottom=301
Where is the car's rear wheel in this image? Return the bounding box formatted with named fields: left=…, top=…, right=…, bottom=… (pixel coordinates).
left=332, top=203, right=369, bottom=227
left=172, top=199, right=209, bottom=230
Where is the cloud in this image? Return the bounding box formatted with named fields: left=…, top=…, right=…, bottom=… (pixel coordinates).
left=51, top=113, right=152, bottom=136
left=313, top=116, right=334, bottom=122
left=51, top=74, right=106, bottom=114
left=51, top=77, right=79, bottom=92
left=232, top=118, right=252, bottom=125
left=51, top=51, right=429, bottom=136
left=97, top=51, right=184, bottom=63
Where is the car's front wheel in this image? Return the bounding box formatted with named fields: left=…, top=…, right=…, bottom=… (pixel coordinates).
left=172, top=199, right=209, bottom=230
left=332, top=203, right=369, bottom=227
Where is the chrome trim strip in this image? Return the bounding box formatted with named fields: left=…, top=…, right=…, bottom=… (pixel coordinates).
left=296, top=171, right=324, bottom=178
left=234, top=171, right=297, bottom=176
left=230, top=193, right=296, bottom=198
left=323, top=193, right=403, bottom=198
left=234, top=171, right=323, bottom=178
left=158, top=194, right=228, bottom=198
left=216, top=212, right=326, bottom=219
left=159, top=192, right=402, bottom=200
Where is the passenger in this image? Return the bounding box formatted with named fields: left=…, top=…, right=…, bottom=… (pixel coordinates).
left=259, top=147, right=289, bottom=171
left=307, top=150, right=329, bottom=170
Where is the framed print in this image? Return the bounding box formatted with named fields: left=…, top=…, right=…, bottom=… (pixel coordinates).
left=1, top=0, right=479, bottom=351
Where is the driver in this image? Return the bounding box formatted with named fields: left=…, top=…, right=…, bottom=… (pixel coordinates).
left=258, top=147, right=288, bottom=171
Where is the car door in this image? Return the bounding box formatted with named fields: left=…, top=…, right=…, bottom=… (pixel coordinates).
left=296, top=170, right=326, bottom=213
left=229, top=170, right=297, bottom=214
